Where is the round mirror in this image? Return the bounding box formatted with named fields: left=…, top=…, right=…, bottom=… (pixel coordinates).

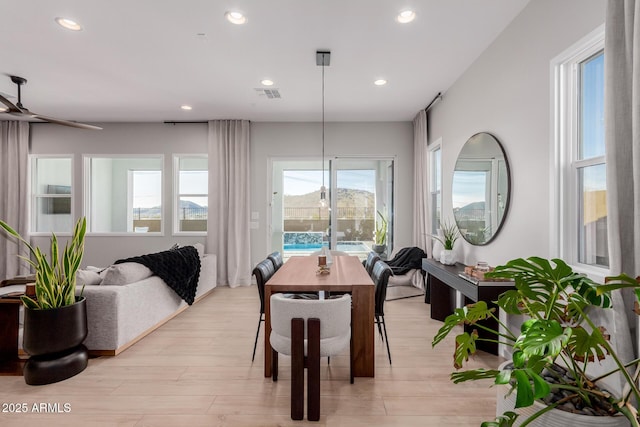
left=452, top=132, right=510, bottom=245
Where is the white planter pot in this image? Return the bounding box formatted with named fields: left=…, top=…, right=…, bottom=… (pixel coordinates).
left=496, top=381, right=630, bottom=427
left=439, top=249, right=455, bottom=265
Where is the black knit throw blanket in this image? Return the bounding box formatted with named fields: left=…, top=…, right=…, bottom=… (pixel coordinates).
left=116, top=246, right=201, bottom=305
left=386, top=247, right=427, bottom=275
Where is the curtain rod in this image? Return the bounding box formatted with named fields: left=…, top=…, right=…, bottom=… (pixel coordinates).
left=163, top=120, right=251, bottom=124
left=424, top=92, right=443, bottom=112
left=163, top=121, right=208, bottom=124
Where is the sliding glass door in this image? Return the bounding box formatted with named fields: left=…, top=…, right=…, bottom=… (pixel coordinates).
left=271, top=158, right=394, bottom=261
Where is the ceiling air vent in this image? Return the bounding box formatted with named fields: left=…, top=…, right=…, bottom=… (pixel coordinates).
left=254, top=88, right=281, bottom=99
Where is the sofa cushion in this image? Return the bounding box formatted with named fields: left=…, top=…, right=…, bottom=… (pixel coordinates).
left=76, top=269, right=103, bottom=286
left=100, top=262, right=154, bottom=286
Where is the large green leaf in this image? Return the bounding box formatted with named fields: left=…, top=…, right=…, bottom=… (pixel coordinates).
left=487, top=257, right=574, bottom=292
left=513, top=370, right=535, bottom=408
left=464, top=300, right=496, bottom=324
left=453, top=330, right=478, bottom=369
left=481, top=412, right=518, bottom=427
left=599, top=274, right=640, bottom=296
left=432, top=307, right=469, bottom=347
left=451, top=368, right=500, bottom=384
left=572, top=276, right=611, bottom=308
left=516, top=319, right=571, bottom=358
left=529, top=369, right=551, bottom=400
left=568, top=326, right=608, bottom=362
left=496, top=289, right=525, bottom=315
left=432, top=301, right=495, bottom=347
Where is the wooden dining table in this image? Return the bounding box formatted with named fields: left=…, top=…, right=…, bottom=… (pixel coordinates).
left=264, top=255, right=375, bottom=378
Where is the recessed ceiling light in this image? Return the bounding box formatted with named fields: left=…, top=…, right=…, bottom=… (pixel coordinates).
left=374, top=79, right=388, bottom=86
left=225, top=11, right=247, bottom=25
left=181, top=105, right=193, bottom=111
left=396, top=10, right=416, bottom=24
left=261, top=79, right=274, bottom=86
left=55, top=17, right=82, bottom=31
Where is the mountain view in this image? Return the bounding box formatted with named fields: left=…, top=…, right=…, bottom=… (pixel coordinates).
left=134, top=200, right=207, bottom=219
left=284, top=188, right=375, bottom=209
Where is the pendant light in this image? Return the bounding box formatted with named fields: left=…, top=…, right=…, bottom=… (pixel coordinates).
left=317, top=50, right=330, bottom=209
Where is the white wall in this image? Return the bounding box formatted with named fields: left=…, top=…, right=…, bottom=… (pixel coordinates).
left=29, top=121, right=413, bottom=271
left=428, top=0, right=605, bottom=266
left=250, top=122, right=413, bottom=268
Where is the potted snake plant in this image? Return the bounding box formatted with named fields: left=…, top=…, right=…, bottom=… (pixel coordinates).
left=372, top=210, right=388, bottom=255
left=432, top=256, right=640, bottom=427
left=0, top=217, right=89, bottom=385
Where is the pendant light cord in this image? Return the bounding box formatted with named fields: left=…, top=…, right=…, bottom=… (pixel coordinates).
left=321, top=55, right=325, bottom=189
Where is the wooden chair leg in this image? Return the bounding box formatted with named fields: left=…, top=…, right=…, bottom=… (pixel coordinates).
left=349, top=332, right=354, bottom=384
left=272, top=348, right=278, bottom=382
left=291, top=318, right=304, bottom=421
left=307, top=318, right=321, bottom=421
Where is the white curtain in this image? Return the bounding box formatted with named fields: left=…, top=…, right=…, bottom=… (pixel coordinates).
left=207, top=120, right=251, bottom=287
left=603, top=0, right=640, bottom=365
left=412, top=110, right=431, bottom=257
left=0, top=121, right=30, bottom=280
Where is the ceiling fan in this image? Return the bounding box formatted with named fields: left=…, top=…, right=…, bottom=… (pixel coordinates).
left=0, top=75, right=102, bottom=130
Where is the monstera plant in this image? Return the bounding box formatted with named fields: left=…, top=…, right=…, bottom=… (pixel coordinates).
left=432, top=257, right=640, bottom=426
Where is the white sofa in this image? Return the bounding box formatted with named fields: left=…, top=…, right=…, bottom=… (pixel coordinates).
left=81, top=253, right=217, bottom=355
left=0, top=253, right=216, bottom=356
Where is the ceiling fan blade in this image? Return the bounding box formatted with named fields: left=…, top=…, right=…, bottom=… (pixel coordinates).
left=0, top=93, right=23, bottom=114
left=31, top=114, right=103, bottom=130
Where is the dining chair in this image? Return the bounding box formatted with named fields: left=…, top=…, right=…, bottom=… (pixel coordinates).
left=363, top=251, right=381, bottom=277
left=267, top=251, right=284, bottom=271
left=269, top=293, right=352, bottom=421
left=251, top=258, right=276, bottom=362
left=371, top=260, right=393, bottom=364
left=384, top=247, right=427, bottom=301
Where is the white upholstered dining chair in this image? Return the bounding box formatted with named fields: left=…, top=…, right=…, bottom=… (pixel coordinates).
left=269, top=293, right=352, bottom=421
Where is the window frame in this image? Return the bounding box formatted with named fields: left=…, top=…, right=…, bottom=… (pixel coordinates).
left=173, top=154, right=208, bottom=236
left=30, top=154, right=74, bottom=236
left=429, top=138, right=442, bottom=236
left=83, top=154, right=164, bottom=236
left=550, top=24, right=607, bottom=278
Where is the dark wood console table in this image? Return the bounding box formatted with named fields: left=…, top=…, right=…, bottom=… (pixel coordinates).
left=421, top=258, right=513, bottom=355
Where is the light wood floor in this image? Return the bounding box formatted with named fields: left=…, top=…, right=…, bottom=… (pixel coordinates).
left=0, top=285, right=500, bottom=426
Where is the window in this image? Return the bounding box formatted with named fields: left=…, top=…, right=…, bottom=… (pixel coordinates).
left=552, top=25, right=607, bottom=270
left=85, top=156, right=163, bottom=234
left=174, top=155, right=208, bottom=233
left=429, top=142, right=442, bottom=235
left=270, top=158, right=394, bottom=261
left=31, top=156, right=73, bottom=233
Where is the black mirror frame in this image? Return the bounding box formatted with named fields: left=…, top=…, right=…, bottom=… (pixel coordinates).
left=452, top=132, right=511, bottom=246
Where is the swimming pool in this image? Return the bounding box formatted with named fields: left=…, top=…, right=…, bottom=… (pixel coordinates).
left=283, top=242, right=371, bottom=252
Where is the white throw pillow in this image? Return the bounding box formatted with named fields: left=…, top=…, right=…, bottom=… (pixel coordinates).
left=76, top=269, right=103, bottom=286
left=100, top=262, right=154, bottom=286
left=192, top=243, right=205, bottom=258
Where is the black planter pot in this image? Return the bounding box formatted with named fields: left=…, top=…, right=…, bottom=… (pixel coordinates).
left=22, top=296, right=88, bottom=385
